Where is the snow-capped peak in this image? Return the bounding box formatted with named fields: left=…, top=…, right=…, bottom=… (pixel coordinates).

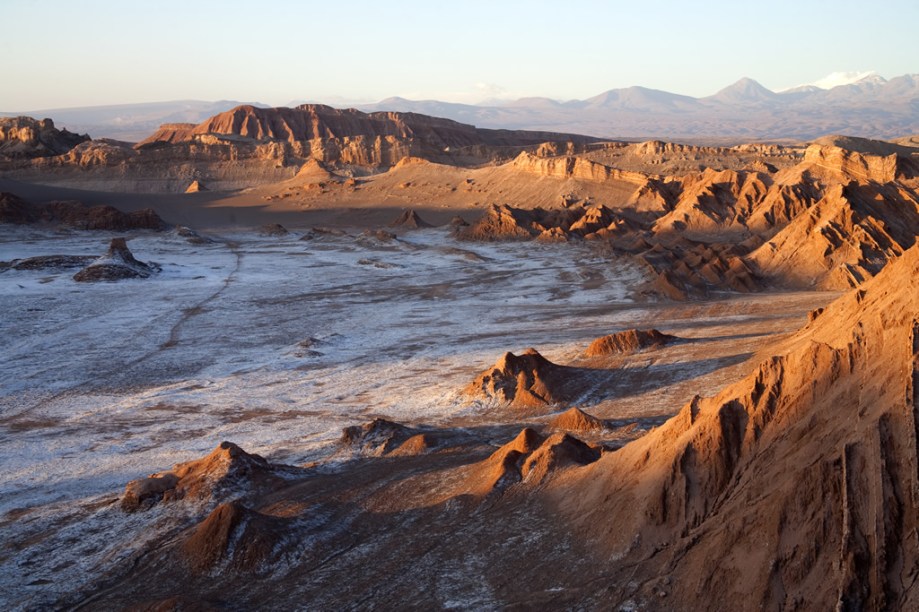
left=782, top=71, right=885, bottom=92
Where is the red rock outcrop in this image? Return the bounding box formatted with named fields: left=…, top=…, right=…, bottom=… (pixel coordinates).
left=463, top=428, right=546, bottom=495
left=511, top=151, right=650, bottom=184
left=456, top=204, right=544, bottom=241
left=747, top=181, right=919, bottom=289
left=584, top=329, right=679, bottom=356
left=463, top=428, right=601, bottom=494
left=651, top=169, right=770, bottom=239
left=458, top=203, right=628, bottom=242
left=802, top=143, right=898, bottom=183
left=637, top=238, right=762, bottom=298
left=135, top=104, right=596, bottom=168
left=139, top=123, right=197, bottom=146
left=185, top=179, right=207, bottom=193
left=548, top=407, right=605, bottom=433
left=121, top=442, right=275, bottom=511
left=521, top=433, right=601, bottom=485
left=466, top=348, right=574, bottom=410
left=55, top=139, right=136, bottom=167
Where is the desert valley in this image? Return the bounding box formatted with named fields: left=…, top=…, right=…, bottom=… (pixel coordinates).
left=2, top=88, right=919, bottom=611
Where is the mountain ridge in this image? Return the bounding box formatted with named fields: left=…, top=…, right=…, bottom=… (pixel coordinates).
left=6, top=73, right=919, bottom=142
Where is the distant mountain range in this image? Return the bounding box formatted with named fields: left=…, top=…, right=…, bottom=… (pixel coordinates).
left=3, top=74, right=918, bottom=143
left=357, top=74, right=919, bottom=142
left=0, top=100, right=270, bottom=142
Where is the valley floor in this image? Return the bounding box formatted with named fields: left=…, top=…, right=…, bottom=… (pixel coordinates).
left=0, top=224, right=833, bottom=608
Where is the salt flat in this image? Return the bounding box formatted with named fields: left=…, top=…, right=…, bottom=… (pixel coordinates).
left=0, top=225, right=832, bottom=608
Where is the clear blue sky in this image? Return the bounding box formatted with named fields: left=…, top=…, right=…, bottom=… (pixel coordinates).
left=3, top=0, right=918, bottom=110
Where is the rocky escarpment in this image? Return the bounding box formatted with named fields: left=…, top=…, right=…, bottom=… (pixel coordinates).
left=0, top=116, right=89, bottom=159
left=554, top=244, right=919, bottom=610
left=746, top=180, right=919, bottom=289
left=135, top=104, right=597, bottom=168
left=458, top=137, right=919, bottom=296
left=1, top=107, right=603, bottom=192
left=512, top=151, right=650, bottom=184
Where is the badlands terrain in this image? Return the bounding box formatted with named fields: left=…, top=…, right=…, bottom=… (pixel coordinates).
left=1, top=105, right=919, bottom=610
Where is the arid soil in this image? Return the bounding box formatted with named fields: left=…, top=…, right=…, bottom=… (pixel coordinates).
left=2, top=106, right=919, bottom=609
left=0, top=222, right=831, bottom=610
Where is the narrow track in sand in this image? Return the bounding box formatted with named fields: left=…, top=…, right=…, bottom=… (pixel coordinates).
left=0, top=237, right=243, bottom=423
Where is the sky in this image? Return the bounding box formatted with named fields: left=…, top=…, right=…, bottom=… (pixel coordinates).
left=3, top=0, right=918, bottom=110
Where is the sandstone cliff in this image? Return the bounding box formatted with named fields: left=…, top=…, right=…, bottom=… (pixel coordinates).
left=135, top=104, right=597, bottom=169
left=555, top=244, right=919, bottom=609
left=0, top=116, right=89, bottom=159
left=747, top=181, right=919, bottom=289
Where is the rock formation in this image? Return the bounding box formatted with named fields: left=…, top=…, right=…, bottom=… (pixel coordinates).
left=511, top=151, right=649, bottom=184
left=121, top=441, right=276, bottom=512
left=73, top=238, right=160, bottom=282
left=185, top=179, right=207, bottom=193
left=0, top=116, right=89, bottom=159
left=135, top=104, right=597, bottom=169
left=459, top=428, right=601, bottom=495
left=650, top=169, right=769, bottom=239
left=449, top=136, right=919, bottom=297
left=746, top=181, right=919, bottom=289
left=49, top=202, right=166, bottom=231
left=340, top=418, right=418, bottom=456
left=456, top=204, right=545, bottom=241
left=466, top=348, right=576, bottom=411
left=457, top=203, right=628, bottom=242
left=462, top=428, right=546, bottom=495
left=521, top=433, right=601, bottom=485
left=554, top=243, right=919, bottom=609
left=388, top=209, right=432, bottom=229
left=547, top=407, right=605, bottom=433
left=584, top=329, right=679, bottom=356
left=5, top=254, right=95, bottom=272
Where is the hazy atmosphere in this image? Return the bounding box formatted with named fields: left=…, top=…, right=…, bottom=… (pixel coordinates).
left=3, top=0, right=919, bottom=110
left=3, top=1, right=919, bottom=610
